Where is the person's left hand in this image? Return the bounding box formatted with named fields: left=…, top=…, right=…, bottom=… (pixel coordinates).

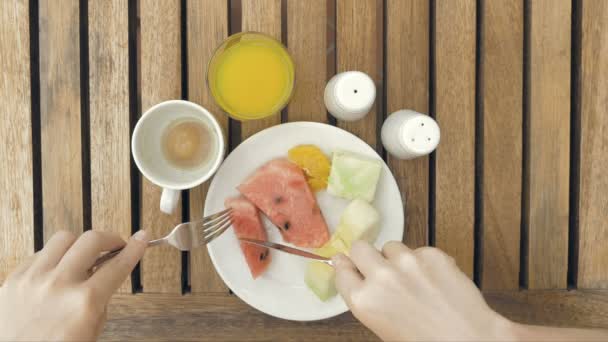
left=0, top=229, right=149, bottom=341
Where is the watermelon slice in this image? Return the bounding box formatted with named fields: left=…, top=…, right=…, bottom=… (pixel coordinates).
left=225, top=197, right=271, bottom=279
left=238, top=158, right=330, bottom=248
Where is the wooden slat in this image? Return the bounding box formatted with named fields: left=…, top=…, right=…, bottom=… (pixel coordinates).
left=101, top=290, right=608, bottom=340
left=434, top=0, right=476, bottom=277
left=481, top=0, right=523, bottom=290
left=39, top=0, right=83, bottom=241
left=286, top=0, right=327, bottom=123
left=525, top=0, right=571, bottom=289
left=103, top=293, right=377, bottom=341
left=485, top=290, right=608, bottom=329
left=336, top=0, right=382, bottom=147
left=88, top=0, right=131, bottom=293
left=240, top=0, right=282, bottom=140
left=577, top=0, right=608, bottom=289
left=386, top=0, right=429, bottom=248
left=188, top=0, right=229, bottom=293
left=0, top=0, right=34, bottom=282
left=140, top=0, right=182, bottom=293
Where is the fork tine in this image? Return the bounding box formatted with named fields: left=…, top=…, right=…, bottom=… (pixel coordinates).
left=201, top=208, right=231, bottom=229
left=202, top=213, right=232, bottom=234
left=200, top=208, right=232, bottom=225
left=202, top=219, right=232, bottom=244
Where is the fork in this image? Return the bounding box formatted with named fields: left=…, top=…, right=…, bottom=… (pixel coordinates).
left=91, top=208, right=233, bottom=269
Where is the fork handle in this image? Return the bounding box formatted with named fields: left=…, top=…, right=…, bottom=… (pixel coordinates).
left=91, top=238, right=166, bottom=270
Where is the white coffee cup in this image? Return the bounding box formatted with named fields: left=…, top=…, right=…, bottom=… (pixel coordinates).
left=132, top=100, right=225, bottom=214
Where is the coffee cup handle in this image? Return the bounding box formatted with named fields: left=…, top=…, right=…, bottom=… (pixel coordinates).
left=160, top=188, right=181, bottom=214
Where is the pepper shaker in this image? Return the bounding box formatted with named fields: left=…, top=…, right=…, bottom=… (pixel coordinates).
left=324, top=71, right=376, bottom=121
left=381, top=109, right=440, bottom=160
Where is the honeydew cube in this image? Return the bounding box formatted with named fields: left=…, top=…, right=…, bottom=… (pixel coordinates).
left=305, top=262, right=336, bottom=301
left=327, top=151, right=382, bottom=202
left=335, top=199, right=380, bottom=248
left=305, top=200, right=381, bottom=301
left=316, top=234, right=349, bottom=257
left=305, top=235, right=348, bottom=301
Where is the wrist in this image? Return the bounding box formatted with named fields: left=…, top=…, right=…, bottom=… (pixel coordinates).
left=489, top=313, right=520, bottom=341
left=506, top=319, right=541, bottom=342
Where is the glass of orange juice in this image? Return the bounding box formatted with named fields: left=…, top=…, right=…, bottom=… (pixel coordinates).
left=207, top=32, right=295, bottom=121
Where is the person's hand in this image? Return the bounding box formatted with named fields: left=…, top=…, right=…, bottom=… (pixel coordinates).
left=332, top=241, right=514, bottom=341
left=0, top=229, right=149, bottom=341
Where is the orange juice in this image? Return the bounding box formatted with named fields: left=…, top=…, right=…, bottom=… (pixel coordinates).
left=207, top=32, right=295, bottom=120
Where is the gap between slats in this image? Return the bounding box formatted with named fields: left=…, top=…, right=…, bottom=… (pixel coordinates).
left=80, top=0, right=92, bottom=233
left=228, top=0, right=242, bottom=150
left=520, top=0, right=531, bottom=289
left=227, top=0, right=243, bottom=296
left=474, top=0, right=484, bottom=288
left=129, top=0, right=142, bottom=293
left=180, top=0, right=190, bottom=295
left=428, top=0, right=437, bottom=247
left=567, top=0, right=582, bottom=290
left=379, top=0, right=388, bottom=161
left=29, top=0, right=43, bottom=252
left=376, top=0, right=385, bottom=158
left=326, top=0, right=336, bottom=126
left=280, top=0, right=288, bottom=124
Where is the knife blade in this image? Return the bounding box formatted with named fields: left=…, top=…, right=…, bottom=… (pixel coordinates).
left=239, top=238, right=333, bottom=265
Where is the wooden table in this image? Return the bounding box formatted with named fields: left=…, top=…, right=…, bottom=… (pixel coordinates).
left=1, top=0, right=607, bottom=340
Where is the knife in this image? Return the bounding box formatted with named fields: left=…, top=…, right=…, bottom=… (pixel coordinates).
left=239, top=238, right=334, bottom=267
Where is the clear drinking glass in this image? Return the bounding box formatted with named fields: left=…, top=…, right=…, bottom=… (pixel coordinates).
left=207, top=32, right=295, bottom=121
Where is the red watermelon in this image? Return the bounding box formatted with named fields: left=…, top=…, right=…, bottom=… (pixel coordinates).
left=225, top=197, right=271, bottom=279
left=238, top=158, right=330, bottom=248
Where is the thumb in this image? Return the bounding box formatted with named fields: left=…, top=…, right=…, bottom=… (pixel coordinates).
left=89, top=230, right=149, bottom=300
left=332, top=253, right=363, bottom=306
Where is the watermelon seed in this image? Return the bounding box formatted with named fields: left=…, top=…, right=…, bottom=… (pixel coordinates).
left=283, top=222, right=290, bottom=230
left=259, top=250, right=269, bottom=261
left=274, top=196, right=283, bottom=204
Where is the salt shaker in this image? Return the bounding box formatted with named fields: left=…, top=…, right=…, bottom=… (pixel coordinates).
left=381, top=109, right=440, bottom=160
left=324, top=71, right=376, bottom=121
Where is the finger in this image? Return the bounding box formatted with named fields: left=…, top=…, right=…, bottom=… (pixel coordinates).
left=382, top=241, right=421, bottom=273
left=413, top=246, right=458, bottom=278
left=348, top=240, right=388, bottom=276
left=57, top=230, right=126, bottom=281
left=381, top=240, right=412, bottom=262
left=88, top=230, right=149, bottom=300
left=6, top=253, right=37, bottom=281
left=30, top=230, right=77, bottom=272
left=332, top=253, right=363, bottom=306
left=413, top=246, right=454, bottom=264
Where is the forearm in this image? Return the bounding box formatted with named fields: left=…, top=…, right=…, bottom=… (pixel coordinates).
left=513, top=322, right=608, bottom=341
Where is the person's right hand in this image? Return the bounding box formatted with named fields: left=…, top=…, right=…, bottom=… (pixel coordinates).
left=332, top=241, right=514, bottom=341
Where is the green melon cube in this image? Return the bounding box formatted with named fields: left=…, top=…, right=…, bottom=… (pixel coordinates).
left=305, top=235, right=348, bottom=301
left=327, top=151, right=382, bottom=202
left=305, top=261, right=337, bottom=301
left=335, top=199, right=381, bottom=248
left=305, top=200, right=381, bottom=301
left=316, top=234, right=349, bottom=257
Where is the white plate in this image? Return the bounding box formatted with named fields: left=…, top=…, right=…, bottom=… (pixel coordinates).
left=205, top=122, right=404, bottom=321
